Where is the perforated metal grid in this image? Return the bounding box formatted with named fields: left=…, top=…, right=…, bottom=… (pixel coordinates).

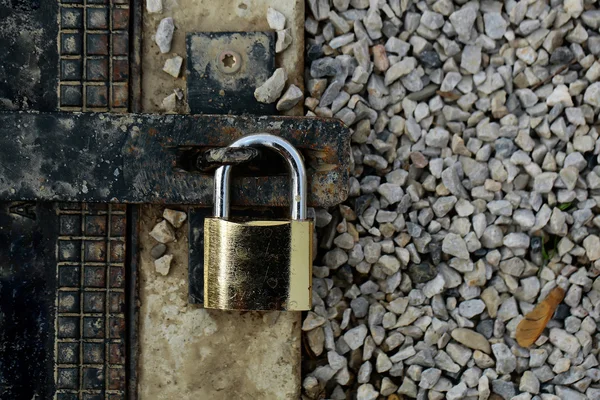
left=58, top=0, right=130, bottom=111
left=55, top=203, right=127, bottom=400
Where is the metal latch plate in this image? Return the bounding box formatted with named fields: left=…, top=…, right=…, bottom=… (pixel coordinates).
left=0, top=111, right=350, bottom=207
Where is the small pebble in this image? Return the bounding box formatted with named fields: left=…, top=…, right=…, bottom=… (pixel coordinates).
left=276, top=29, right=293, bottom=53
left=149, top=220, right=175, bottom=243
left=255, top=68, right=287, bottom=103
left=163, top=208, right=187, bottom=228
left=161, top=93, right=177, bottom=112
left=154, top=254, right=173, bottom=276
left=276, top=84, right=303, bottom=111
left=150, top=243, right=167, bottom=259
left=267, top=7, right=286, bottom=30
left=146, top=0, right=162, bottom=14
left=155, top=17, right=174, bottom=53
left=163, top=56, right=183, bottom=78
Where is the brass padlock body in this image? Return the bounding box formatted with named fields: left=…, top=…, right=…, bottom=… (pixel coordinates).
left=204, top=218, right=313, bottom=311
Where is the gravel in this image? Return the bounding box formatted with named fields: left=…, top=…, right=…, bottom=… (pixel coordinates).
left=301, top=0, right=600, bottom=399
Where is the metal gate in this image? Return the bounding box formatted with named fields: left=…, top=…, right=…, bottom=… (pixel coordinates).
left=0, top=1, right=349, bottom=398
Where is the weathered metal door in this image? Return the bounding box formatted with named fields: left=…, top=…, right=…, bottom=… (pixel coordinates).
left=0, top=1, right=350, bottom=399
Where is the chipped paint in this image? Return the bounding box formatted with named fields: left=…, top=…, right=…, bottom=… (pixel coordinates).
left=0, top=112, right=350, bottom=207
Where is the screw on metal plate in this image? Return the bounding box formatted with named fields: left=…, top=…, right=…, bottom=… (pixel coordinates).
left=186, top=32, right=275, bottom=114
left=217, top=50, right=242, bottom=74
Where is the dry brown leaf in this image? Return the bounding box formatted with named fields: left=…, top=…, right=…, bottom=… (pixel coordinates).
left=516, top=286, right=565, bottom=347
left=436, top=90, right=461, bottom=101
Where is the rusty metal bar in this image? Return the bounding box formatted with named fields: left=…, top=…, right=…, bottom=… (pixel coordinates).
left=0, top=111, right=350, bottom=207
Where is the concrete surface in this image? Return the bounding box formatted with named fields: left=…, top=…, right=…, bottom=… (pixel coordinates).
left=137, top=206, right=301, bottom=400
left=141, top=0, right=304, bottom=115
left=137, top=1, right=304, bottom=398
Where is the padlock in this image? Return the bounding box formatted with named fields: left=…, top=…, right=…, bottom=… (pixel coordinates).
left=204, top=133, right=313, bottom=311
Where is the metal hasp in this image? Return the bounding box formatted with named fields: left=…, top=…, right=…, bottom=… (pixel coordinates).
left=186, top=32, right=276, bottom=115
left=0, top=111, right=350, bottom=207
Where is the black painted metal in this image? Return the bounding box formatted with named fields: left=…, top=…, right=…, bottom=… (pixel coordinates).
left=0, top=0, right=59, bottom=111
left=0, top=202, right=57, bottom=399
left=0, top=111, right=350, bottom=207
left=1, top=1, right=138, bottom=398
left=1, top=4, right=61, bottom=397
left=188, top=208, right=207, bottom=304
left=186, top=32, right=276, bottom=115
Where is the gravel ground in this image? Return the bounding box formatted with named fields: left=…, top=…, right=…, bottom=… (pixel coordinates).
left=300, top=1, right=600, bottom=399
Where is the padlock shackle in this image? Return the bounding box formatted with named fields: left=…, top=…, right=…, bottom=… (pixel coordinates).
left=214, top=133, right=308, bottom=220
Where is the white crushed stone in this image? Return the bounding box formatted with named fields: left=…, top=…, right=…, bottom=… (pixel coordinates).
left=162, top=56, right=183, bottom=78
left=298, top=1, right=600, bottom=398
left=155, top=17, right=174, bottom=53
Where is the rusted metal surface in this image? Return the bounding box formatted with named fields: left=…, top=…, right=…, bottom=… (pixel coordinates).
left=195, top=147, right=260, bottom=172
left=187, top=32, right=276, bottom=115
left=0, top=111, right=350, bottom=207
left=55, top=203, right=128, bottom=399
left=57, top=0, right=132, bottom=112
left=0, top=0, right=58, bottom=112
